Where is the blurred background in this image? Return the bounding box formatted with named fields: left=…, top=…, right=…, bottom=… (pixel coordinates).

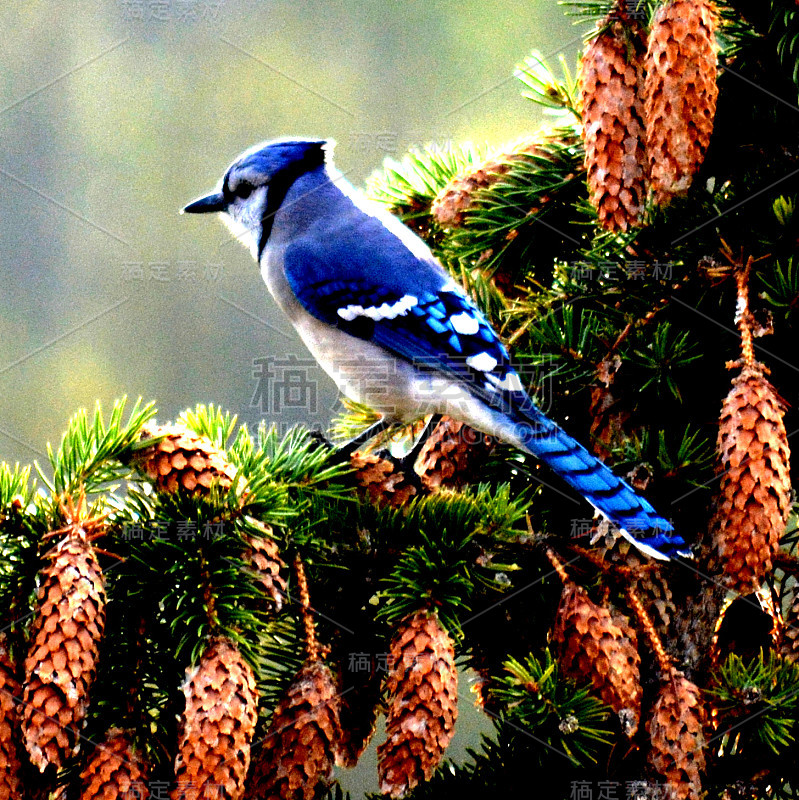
left=1, top=1, right=579, bottom=792
left=0, top=0, right=580, bottom=463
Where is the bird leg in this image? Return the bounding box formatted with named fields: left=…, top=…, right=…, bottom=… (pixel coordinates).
left=401, top=414, right=443, bottom=471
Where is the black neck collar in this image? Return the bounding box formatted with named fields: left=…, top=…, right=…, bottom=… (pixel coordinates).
left=257, top=146, right=327, bottom=260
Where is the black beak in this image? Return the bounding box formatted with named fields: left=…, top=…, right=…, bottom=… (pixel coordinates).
left=181, top=191, right=227, bottom=214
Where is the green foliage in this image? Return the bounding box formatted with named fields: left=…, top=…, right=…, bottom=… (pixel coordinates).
left=772, top=0, right=799, bottom=93
left=492, top=649, right=612, bottom=767
left=627, top=321, right=702, bottom=401
left=177, top=402, right=238, bottom=448
left=40, top=396, right=156, bottom=507
left=0, top=461, right=33, bottom=509
left=0, top=462, right=43, bottom=639
left=375, top=484, right=530, bottom=634
left=711, top=651, right=799, bottom=757
left=6, top=1, right=799, bottom=796
left=759, top=257, right=799, bottom=317
left=366, top=142, right=485, bottom=242
left=329, top=396, right=414, bottom=451
left=440, top=129, right=586, bottom=282
left=521, top=304, right=610, bottom=387
left=514, top=51, right=580, bottom=119
left=561, top=0, right=655, bottom=30
left=229, top=421, right=353, bottom=528
left=621, top=424, right=716, bottom=487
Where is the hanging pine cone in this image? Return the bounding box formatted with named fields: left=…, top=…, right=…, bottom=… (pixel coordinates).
left=648, top=670, right=706, bottom=800
left=172, top=636, right=258, bottom=800
left=781, top=591, right=799, bottom=664
left=0, top=634, right=23, bottom=800
left=645, top=0, right=719, bottom=204
left=134, top=424, right=237, bottom=496
left=350, top=451, right=418, bottom=508
left=337, top=655, right=383, bottom=769
left=588, top=356, right=632, bottom=461
left=580, top=14, right=648, bottom=231
left=593, top=535, right=677, bottom=638
left=711, top=363, right=791, bottom=594
left=22, top=528, right=106, bottom=772
left=249, top=659, right=342, bottom=800
left=242, top=526, right=288, bottom=613
left=79, top=728, right=149, bottom=800
left=551, top=583, right=642, bottom=736
left=378, top=610, right=458, bottom=798
left=431, top=138, right=546, bottom=228
left=415, top=416, right=495, bottom=491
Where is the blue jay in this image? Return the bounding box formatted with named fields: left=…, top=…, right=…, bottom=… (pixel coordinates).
left=183, top=138, right=688, bottom=560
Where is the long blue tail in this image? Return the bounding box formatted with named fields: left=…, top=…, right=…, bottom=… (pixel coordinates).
left=514, top=405, right=688, bottom=560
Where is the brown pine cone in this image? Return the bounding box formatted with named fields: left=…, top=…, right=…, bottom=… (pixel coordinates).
left=134, top=424, right=237, bottom=496
left=22, top=530, right=106, bottom=772
left=431, top=138, right=546, bottom=228
left=645, top=0, right=719, bottom=204
left=242, top=526, right=288, bottom=613
left=350, top=451, right=418, bottom=508
left=249, top=659, right=342, bottom=800
left=0, top=634, right=23, bottom=800
left=711, top=363, right=791, bottom=594
left=588, top=357, right=632, bottom=462
left=336, top=654, right=383, bottom=769
left=171, top=637, right=258, bottom=800
left=79, top=728, right=149, bottom=800
left=647, top=670, right=706, bottom=800
left=415, top=416, right=495, bottom=491
left=580, top=15, right=648, bottom=231
left=782, top=591, right=799, bottom=664
left=593, top=535, right=677, bottom=639
left=378, top=610, right=458, bottom=797
left=551, top=583, right=642, bottom=736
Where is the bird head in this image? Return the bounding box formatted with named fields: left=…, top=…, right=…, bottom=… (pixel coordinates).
left=182, top=137, right=330, bottom=259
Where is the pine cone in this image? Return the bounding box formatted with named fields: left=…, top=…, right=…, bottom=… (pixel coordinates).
left=79, top=728, right=149, bottom=800
left=589, top=357, right=632, bottom=461
left=431, top=138, right=545, bottom=228
left=378, top=610, right=458, bottom=798
left=134, top=424, right=237, bottom=496
left=593, top=535, right=677, bottom=638
left=645, top=0, right=719, bottom=204
left=648, top=671, right=706, bottom=800
left=551, top=583, right=642, bottom=736
left=350, top=452, right=418, bottom=508
left=172, top=637, right=258, bottom=800
left=0, top=634, right=23, bottom=800
left=23, top=530, right=106, bottom=771
left=711, top=363, right=791, bottom=594
left=415, top=417, right=495, bottom=491
left=337, top=658, right=383, bottom=769
left=242, top=527, right=288, bottom=613
left=782, top=592, right=799, bottom=664
left=580, top=16, right=648, bottom=231
left=249, top=659, right=342, bottom=800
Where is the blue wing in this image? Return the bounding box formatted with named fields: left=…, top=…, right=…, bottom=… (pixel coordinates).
left=282, top=214, right=530, bottom=418
left=280, top=200, right=687, bottom=559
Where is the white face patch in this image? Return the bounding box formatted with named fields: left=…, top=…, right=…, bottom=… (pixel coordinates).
left=466, top=352, right=499, bottom=372
left=337, top=294, right=418, bottom=323
left=450, top=311, right=479, bottom=336
left=222, top=185, right=269, bottom=261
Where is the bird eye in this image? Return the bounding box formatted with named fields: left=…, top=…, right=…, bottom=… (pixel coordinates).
left=234, top=181, right=254, bottom=199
